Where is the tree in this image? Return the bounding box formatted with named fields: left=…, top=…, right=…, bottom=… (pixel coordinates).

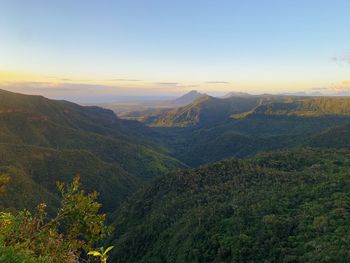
left=0, top=174, right=9, bottom=193
left=0, top=176, right=112, bottom=262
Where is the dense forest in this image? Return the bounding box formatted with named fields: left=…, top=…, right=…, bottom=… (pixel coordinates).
left=0, top=89, right=184, bottom=213
left=108, top=148, right=350, bottom=262
left=2, top=89, right=350, bottom=262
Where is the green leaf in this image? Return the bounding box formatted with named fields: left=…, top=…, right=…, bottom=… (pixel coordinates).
left=103, top=246, right=114, bottom=255
left=88, top=251, right=102, bottom=257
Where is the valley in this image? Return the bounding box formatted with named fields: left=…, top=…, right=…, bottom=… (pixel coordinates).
left=2, top=89, right=350, bottom=262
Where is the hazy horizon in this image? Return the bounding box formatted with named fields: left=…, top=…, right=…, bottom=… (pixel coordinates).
left=1, top=1, right=350, bottom=100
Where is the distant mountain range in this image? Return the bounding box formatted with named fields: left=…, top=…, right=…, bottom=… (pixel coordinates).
left=97, top=90, right=350, bottom=123
left=96, top=90, right=205, bottom=118
left=222, top=91, right=252, bottom=98
left=122, top=94, right=350, bottom=166
left=139, top=95, right=350, bottom=128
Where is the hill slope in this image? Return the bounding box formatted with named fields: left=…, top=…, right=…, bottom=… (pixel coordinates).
left=233, top=96, right=350, bottom=118
left=0, top=89, right=184, bottom=212
left=140, top=96, right=350, bottom=166
left=109, top=148, right=350, bottom=262
left=142, top=95, right=350, bottom=128
left=148, top=95, right=264, bottom=127
left=307, top=122, right=350, bottom=149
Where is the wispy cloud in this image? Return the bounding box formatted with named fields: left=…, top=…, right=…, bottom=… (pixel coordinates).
left=108, top=79, right=141, bottom=82
left=46, top=76, right=93, bottom=82
left=46, top=76, right=142, bottom=83
left=204, top=81, right=230, bottom=84
left=179, top=84, right=200, bottom=88
left=154, top=82, right=200, bottom=89
left=155, top=82, right=178, bottom=85
left=330, top=81, right=350, bottom=93
left=312, top=81, right=350, bottom=95
left=331, top=52, right=350, bottom=64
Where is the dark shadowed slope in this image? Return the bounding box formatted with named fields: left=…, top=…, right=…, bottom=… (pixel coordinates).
left=109, top=148, right=350, bottom=263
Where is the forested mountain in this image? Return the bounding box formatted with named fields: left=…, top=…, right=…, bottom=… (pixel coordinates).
left=307, top=122, right=350, bottom=149
left=142, top=95, right=350, bottom=128
left=109, top=148, right=350, bottom=262
left=147, top=95, right=265, bottom=127
left=234, top=96, right=350, bottom=117
left=159, top=114, right=350, bottom=166
left=97, top=90, right=204, bottom=121
left=0, top=89, right=184, bottom=212
left=128, top=95, right=350, bottom=166
left=3, top=89, right=350, bottom=263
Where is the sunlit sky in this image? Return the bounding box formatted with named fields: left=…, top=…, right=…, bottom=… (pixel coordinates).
left=1, top=0, right=350, bottom=100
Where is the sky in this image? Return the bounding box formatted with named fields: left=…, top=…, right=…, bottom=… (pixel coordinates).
left=1, top=0, right=350, bottom=100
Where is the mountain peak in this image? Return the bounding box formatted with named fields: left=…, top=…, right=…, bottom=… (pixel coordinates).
left=171, top=90, right=204, bottom=107
left=186, top=90, right=201, bottom=95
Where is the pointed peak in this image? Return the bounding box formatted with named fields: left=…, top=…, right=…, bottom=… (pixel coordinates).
left=171, top=90, right=205, bottom=107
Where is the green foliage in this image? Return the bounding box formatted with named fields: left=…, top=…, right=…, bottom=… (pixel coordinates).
left=88, top=246, right=114, bottom=263
left=0, top=239, right=46, bottom=263
left=5, top=90, right=350, bottom=262
left=307, top=122, right=350, bottom=149
left=250, top=96, right=350, bottom=117
left=0, top=176, right=111, bottom=262
left=109, top=148, right=350, bottom=262
left=0, top=89, right=184, bottom=212
left=0, top=174, right=9, bottom=193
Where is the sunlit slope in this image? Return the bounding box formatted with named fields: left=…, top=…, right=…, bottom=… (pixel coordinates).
left=147, top=95, right=264, bottom=127
left=145, top=95, right=350, bottom=128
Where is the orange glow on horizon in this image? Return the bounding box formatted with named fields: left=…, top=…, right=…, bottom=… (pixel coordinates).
left=0, top=70, right=347, bottom=96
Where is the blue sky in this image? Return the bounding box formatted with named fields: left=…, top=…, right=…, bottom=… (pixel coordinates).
left=1, top=0, right=350, bottom=98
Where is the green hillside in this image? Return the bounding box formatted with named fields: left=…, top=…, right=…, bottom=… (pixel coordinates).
left=234, top=96, right=350, bottom=118
left=307, top=122, right=350, bottom=149
left=0, top=89, right=184, bottom=212
left=140, top=96, right=350, bottom=166
left=142, top=95, right=350, bottom=128
left=4, top=90, right=350, bottom=263
left=154, top=114, right=350, bottom=166
left=147, top=95, right=264, bottom=127
left=109, top=148, right=350, bottom=262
